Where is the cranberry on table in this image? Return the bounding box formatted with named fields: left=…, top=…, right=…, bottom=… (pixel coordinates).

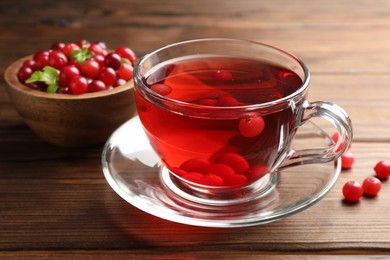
left=340, top=152, right=355, bottom=169
left=180, top=158, right=210, bottom=174
left=332, top=132, right=351, bottom=152
left=342, top=181, right=363, bottom=202
left=362, top=176, right=381, bottom=196
left=374, top=160, right=390, bottom=180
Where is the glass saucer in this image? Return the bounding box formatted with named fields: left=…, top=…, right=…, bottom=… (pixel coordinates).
left=102, top=116, right=341, bottom=228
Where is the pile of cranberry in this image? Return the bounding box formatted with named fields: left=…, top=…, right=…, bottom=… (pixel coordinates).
left=334, top=133, right=390, bottom=202
left=17, top=40, right=136, bottom=94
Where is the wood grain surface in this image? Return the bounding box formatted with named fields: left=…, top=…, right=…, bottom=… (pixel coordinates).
left=1, top=0, right=390, bottom=258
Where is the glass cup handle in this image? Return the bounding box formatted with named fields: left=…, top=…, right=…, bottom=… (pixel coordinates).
left=280, top=100, right=353, bottom=168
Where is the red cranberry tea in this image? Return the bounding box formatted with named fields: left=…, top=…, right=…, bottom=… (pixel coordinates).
left=135, top=56, right=304, bottom=188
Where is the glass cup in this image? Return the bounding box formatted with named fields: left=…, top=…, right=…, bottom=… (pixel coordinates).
left=133, top=38, right=352, bottom=204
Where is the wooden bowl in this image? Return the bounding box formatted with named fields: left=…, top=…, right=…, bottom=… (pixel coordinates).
left=4, top=56, right=137, bottom=147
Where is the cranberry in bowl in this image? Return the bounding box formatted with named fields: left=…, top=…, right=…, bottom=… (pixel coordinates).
left=3, top=40, right=137, bottom=147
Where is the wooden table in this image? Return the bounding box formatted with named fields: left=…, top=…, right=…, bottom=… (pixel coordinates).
left=1, top=0, right=390, bottom=258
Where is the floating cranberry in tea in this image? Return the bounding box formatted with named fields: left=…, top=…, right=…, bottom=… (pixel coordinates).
left=205, top=163, right=236, bottom=179
left=198, top=174, right=224, bottom=186
left=239, top=115, right=265, bottom=138
left=196, top=98, right=218, bottom=106
left=150, top=84, right=172, bottom=96
left=182, top=172, right=203, bottom=184
left=180, top=158, right=210, bottom=174
left=216, top=95, right=239, bottom=106
left=214, top=153, right=250, bottom=175
left=224, top=174, right=248, bottom=187
left=214, top=70, right=233, bottom=81
left=245, top=165, right=269, bottom=182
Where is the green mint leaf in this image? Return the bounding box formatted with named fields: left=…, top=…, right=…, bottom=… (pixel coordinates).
left=121, top=58, right=130, bottom=64
left=70, top=45, right=93, bottom=64
left=25, top=70, right=43, bottom=84
left=46, top=83, right=59, bottom=93
left=25, top=66, right=59, bottom=86
left=41, top=66, right=59, bottom=85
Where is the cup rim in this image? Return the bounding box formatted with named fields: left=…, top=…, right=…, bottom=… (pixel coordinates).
left=134, top=38, right=310, bottom=111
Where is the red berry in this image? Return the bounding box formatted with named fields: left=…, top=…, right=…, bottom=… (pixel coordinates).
left=88, top=43, right=106, bottom=56
left=17, top=66, right=34, bottom=83
left=332, top=132, right=351, bottom=152
left=197, top=174, right=224, bottom=186
left=182, top=172, right=203, bottom=183
left=57, top=86, right=70, bottom=94
left=374, top=160, right=390, bottom=180
left=341, top=152, right=355, bottom=169
left=245, top=165, right=269, bottom=182
left=239, top=115, right=265, bottom=138
left=115, top=46, right=137, bottom=65
left=88, top=79, right=107, bottom=92
left=48, top=50, right=68, bottom=70
left=150, top=84, right=172, bottom=96
left=22, top=59, right=36, bottom=70
left=180, top=158, right=210, bottom=174
left=116, top=78, right=127, bottom=86
left=217, top=95, right=239, bottom=106
left=91, top=54, right=105, bottom=67
left=98, top=67, right=117, bottom=87
left=196, top=98, right=218, bottom=106
left=117, top=63, right=134, bottom=81
left=69, top=75, right=88, bottom=94
left=342, top=181, right=363, bottom=202
left=205, top=163, right=235, bottom=179
left=362, top=176, right=381, bottom=196
left=76, top=39, right=90, bottom=48
left=171, top=167, right=188, bottom=178
left=214, top=153, right=249, bottom=175
left=50, top=42, right=65, bottom=51
left=224, top=174, right=248, bottom=187
left=59, top=65, right=80, bottom=87
left=62, top=43, right=80, bottom=57
left=79, top=59, right=101, bottom=79
left=104, top=53, right=122, bottom=70
left=214, top=70, right=233, bottom=81
left=33, top=50, right=50, bottom=69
